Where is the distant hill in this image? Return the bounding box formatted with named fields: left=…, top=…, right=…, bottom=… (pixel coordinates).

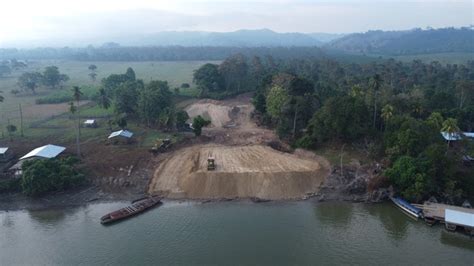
left=114, top=29, right=324, bottom=47
left=326, top=27, right=474, bottom=55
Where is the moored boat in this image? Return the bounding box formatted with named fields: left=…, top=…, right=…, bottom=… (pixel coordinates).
left=390, top=196, right=423, bottom=219
left=100, top=196, right=162, bottom=225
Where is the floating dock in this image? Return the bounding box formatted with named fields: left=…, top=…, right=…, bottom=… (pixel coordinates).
left=413, top=202, right=474, bottom=236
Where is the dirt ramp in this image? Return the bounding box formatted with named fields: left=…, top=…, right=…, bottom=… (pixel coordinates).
left=148, top=145, right=329, bottom=199
left=184, top=100, right=254, bottom=128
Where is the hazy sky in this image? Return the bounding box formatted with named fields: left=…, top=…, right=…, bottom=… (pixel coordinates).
left=0, top=0, right=472, bottom=47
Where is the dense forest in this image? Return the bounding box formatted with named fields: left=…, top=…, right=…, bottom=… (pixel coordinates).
left=0, top=46, right=328, bottom=61
left=192, top=54, right=474, bottom=202
left=328, top=27, right=474, bottom=55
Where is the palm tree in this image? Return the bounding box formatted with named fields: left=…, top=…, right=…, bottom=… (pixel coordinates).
left=370, top=74, right=382, bottom=129
left=381, top=104, right=394, bottom=131
left=441, top=118, right=460, bottom=151
left=97, top=88, right=111, bottom=109
left=72, top=86, right=83, bottom=136
left=427, top=112, right=444, bottom=130
left=69, top=102, right=81, bottom=157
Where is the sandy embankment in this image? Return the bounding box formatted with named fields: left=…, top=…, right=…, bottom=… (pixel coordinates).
left=148, top=95, right=330, bottom=200
left=148, top=145, right=328, bottom=199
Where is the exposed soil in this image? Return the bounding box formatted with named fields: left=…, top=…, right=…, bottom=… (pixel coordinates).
left=148, top=145, right=328, bottom=199
left=149, top=94, right=331, bottom=200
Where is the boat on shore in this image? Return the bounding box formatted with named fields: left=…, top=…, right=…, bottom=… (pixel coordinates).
left=390, top=196, right=423, bottom=219
left=100, top=196, right=162, bottom=225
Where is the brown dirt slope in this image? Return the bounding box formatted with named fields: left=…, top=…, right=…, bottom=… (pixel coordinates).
left=148, top=144, right=329, bottom=200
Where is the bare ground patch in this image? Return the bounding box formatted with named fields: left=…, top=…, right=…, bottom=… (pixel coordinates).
left=148, top=144, right=329, bottom=200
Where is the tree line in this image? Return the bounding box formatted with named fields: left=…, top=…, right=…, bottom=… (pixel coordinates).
left=0, top=46, right=327, bottom=61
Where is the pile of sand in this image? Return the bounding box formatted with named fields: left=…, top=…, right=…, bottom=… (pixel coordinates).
left=148, top=145, right=329, bottom=200
left=185, top=102, right=233, bottom=128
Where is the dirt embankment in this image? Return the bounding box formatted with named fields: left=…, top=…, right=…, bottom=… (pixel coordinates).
left=149, top=94, right=331, bottom=200
left=148, top=145, right=328, bottom=199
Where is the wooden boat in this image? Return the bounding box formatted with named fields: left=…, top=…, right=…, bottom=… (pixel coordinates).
left=100, top=196, right=162, bottom=225
left=390, top=196, right=423, bottom=219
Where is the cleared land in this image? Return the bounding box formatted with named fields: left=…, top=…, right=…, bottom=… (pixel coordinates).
left=149, top=95, right=330, bottom=200
left=0, top=60, right=213, bottom=140
left=148, top=144, right=328, bottom=199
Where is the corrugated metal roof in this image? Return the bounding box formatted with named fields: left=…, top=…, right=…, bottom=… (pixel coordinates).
left=441, top=132, right=462, bottom=141
left=440, top=132, right=474, bottom=141
left=108, top=130, right=133, bottom=139
left=464, top=132, right=474, bottom=138
left=445, top=209, right=474, bottom=227
left=19, top=144, right=66, bottom=160
left=0, top=147, right=8, bottom=154
left=84, top=119, right=96, bottom=124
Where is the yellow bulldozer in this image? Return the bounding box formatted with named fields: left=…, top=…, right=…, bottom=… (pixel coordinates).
left=207, top=153, right=215, bottom=171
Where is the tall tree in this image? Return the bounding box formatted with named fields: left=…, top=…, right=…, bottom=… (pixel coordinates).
left=441, top=118, right=460, bottom=151
left=42, top=66, right=69, bottom=89
left=72, top=86, right=83, bottom=135
left=18, top=72, right=42, bottom=94
left=88, top=64, right=97, bottom=72
left=193, top=63, right=222, bottom=95
left=137, top=80, right=173, bottom=127
left=6, top=124, right=16, bottom=141
left=288, top=77, right=314, bottom=138
left=69, top=102, right=81, bottom=157
left=381, top=104, right=394, bottom=130
left=97, top=88, right=111, bottom=109
left=370, top=74, right=382, bottom=129
left=427, top=112, right=444, bottom=130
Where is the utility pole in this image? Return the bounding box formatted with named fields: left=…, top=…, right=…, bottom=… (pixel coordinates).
left=19, top=103, right=24, bottom=137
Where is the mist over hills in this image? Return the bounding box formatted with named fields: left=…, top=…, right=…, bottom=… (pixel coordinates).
left=118, top=29, right=331, bottom=47
left=1, top=27, right=472, bottom=61
left=326, top=27, right=474, bottom=55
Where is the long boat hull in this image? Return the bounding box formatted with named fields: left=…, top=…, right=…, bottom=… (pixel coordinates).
left=100, top=196, right=162, bottom=225
left=390, top=197, right=423, bottom=219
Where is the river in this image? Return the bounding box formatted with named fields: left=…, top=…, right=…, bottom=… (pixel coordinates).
left=1, top=201, right=473, bottom=265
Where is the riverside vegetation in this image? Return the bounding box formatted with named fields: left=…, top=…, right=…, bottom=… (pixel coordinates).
left=1, top=52, right=473, bottom=203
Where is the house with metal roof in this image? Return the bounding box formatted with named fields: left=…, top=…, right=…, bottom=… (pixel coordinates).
left=108, top=130, right=133, bottom=139
left=108, top=130, right=134, bottom=144
left=8, top=144, right=66, bottom=177
left=19, top=144, right=66, bottom=160
left=83, top=119, right=98, bottom=128
left=0, top=147, right=13, bottom=163
left=440, top=131, right=474, bottom=141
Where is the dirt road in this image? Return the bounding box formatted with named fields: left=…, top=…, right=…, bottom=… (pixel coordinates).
left=148, top=94, right=330, bottom=200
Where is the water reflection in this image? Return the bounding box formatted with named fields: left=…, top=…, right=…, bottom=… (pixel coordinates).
left=27, top=208, right=76, bottom=226
left=440, top=231, right=474, bottom=251
left=365, top=204, right=409, bottom=240
left=1, top=212, right=14, bottom=228
left=314, top=202, right=353, bottom=227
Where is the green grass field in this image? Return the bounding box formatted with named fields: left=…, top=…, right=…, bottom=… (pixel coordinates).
left=0, top=60, right=213, bottom=144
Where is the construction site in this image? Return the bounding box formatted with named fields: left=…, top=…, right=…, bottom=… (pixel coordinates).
left=148, top=94, right=330, bottom=200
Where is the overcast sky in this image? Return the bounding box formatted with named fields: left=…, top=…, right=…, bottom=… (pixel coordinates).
left=0, top=0, right=472, bottom=47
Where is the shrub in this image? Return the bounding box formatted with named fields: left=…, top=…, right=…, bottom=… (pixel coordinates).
left=21, top=157, right=84, bottom=196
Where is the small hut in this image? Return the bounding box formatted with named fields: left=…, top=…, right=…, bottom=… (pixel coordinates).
left=108, top=130, right=134, bottom=144
left=83, top=119, right=98, bottom=128
left=0, top=147, right=13, bottom=163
